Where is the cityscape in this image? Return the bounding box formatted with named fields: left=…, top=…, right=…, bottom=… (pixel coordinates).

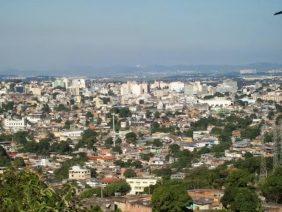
left=0, top=1, right=282, bottom=212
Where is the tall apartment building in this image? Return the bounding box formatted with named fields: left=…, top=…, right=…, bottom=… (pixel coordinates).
left=120, top=81, right=149, bottom=96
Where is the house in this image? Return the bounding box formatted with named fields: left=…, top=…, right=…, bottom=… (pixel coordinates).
left=115, top=195, right=152, bottom=212
left=188, top=189, right=224, bottom=211
left=171, top=172, right=186, bottom=180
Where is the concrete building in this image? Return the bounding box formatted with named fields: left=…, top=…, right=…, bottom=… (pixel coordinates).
left=121, top=81, right=149, bottom=96
left=3, top=118, right=26, bottom=131
left=52, top=78, right=67, bottom=88
left=169, top=82, right=184, bottom=92
left=216, top=79, right=238, bottom=93
left=126, top=178, right=158, bottom=195
left=69, top=166, right=91, bottom=180
left=198, top=98, right=232, bottom=107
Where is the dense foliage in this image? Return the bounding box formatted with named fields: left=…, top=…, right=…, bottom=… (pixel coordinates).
left=151, top=181, right=192, bottom=212
left=0, top=168, right=67, bottom=211
left=260, top=167, right=282, bottom=203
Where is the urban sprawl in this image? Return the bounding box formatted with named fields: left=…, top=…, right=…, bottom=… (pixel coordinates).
left=0, top=73, right=281, bottom=211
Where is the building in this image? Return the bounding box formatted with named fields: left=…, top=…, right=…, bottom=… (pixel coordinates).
left=169, top=82, right=184, bottom=92
left=121, top=81, right=150, bottom=96
left=54, top=130, right=83, bottom=140
left=126, top=178, right=158, bottom=195
left=188, top=189, right=224, bottom=211
left=52, top=78, right=67, bottom=88
left=14, top=85, right=25, bottom=93
left=27, top=86, right=42, bottom=96
left=216, top=79, right=238, bottom=93
left=115, top=196, right=152, bottom=212
left=260, top=91, right=282, bottom=103
left=171, top=172, right=186, bottom=180
left=198, top=98, right=232, bottom=107
left=69, top=166, right=91, bottom=180
left=3, top=118, right=26, bottom=131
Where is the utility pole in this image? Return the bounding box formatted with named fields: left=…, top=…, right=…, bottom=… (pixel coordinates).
left=260, top=155, right=267, bottom=181
left=273, top=122, right=282, bottom=170
left=112, top=113, right=116, bottom=147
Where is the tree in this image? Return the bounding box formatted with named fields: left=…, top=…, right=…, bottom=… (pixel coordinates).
left=14, top=131, right=29, bottom=145
left=221, top=187, right=261, bottom=212
left=140, top=153, right=154, bottom=161
left=154, top=111, right=160, bottom=118
left=169, top=144, right=180, bottom=156
left=0, top=146, right=11, bottom=167
left=76, top=129, right=97, bottom=150
left=263, top=132, right=273, bottom=143
left=153, top=139, right=163, bottom=147
left=153, top=168, right=172, bottom=179
left=124, top=169, right=137, bottom=178
left=211, top=127, right=222, bottom=135
left=276, top=114, right=282, bottom=125
left=241, top=125, right=261, bottom=140
left=42, top=104, right=51, bottom=113
left=54, top=104, right=69, bottom=112
left=86, top=111, right=93, bottom=119
left=268, top=111, right=275, bottom=120
left=64, top=120, right=72, bottom=129
left=226, top=169, right=254, bottom=188
left=125, top=132, right=137, bottom=144
left=13, top=157, right=26, bottom=167
left=151, top=122, right=160, bottom=133
left=104, top=181, right=131, bottom=197
left=111, top=107, right=131, bottom=118
left=183, top=129, right=193, bottom=137
left=260, top=167, right=282, bottom=203
left=105, top=137, right=113, bottom=147
left=50, top=141, right=72, bottom=154
left=0, top=168, right=67, bottom=211
left=173, top=150, right=193, bottom=169
left=22, top=139, right=51, bottom=155
left=112, top=145, right=122, bottom=154
left=88, top=205, right=103, bottom=212
left=151, top=183, right=192, bottom=212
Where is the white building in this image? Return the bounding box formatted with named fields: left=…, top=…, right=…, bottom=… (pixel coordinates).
left=216, top=79, right=238, bottom=93
left=69, top=166, right=91, bottom=180
left=62, top=130, right=83, bottom=138
left=27, top=86, right=42, bottom=96
left=3, top=118, right=26, bottom=131
left=126, top=178, right=158, bottom=195
left=52, top=78, right=67, bottom=88
left=71, top=79, right=86, bottom=89
left=198, top=98, right=232, bottom=107
left=169, top=82, right=184, bottom=92
left=120, top=81, right=149, bottom=96
left=54, top=130, right=83, bottom=141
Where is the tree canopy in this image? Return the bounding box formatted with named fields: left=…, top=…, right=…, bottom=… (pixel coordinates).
left=151, top=182, right=192, bottom=212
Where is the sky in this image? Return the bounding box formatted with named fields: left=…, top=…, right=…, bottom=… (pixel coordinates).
left=0, top=0, right=281, bottom=73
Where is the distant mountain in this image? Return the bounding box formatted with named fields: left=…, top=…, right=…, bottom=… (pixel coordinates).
left=1, top=63, right=282, bottom=78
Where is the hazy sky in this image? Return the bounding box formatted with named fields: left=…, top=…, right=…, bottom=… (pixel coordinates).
left=0, top=0, right=281, bottom=72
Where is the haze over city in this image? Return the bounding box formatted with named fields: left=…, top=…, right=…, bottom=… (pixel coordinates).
left=0, top=0, right=282, bottom=75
